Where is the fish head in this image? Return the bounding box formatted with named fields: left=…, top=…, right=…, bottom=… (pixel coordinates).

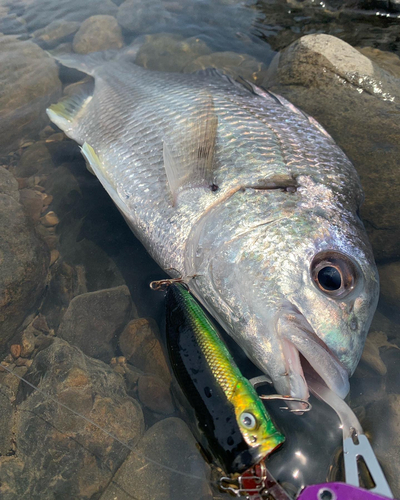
left=199, top=203, right=379, bottom=402
left=229, top=379, right=285, bottom=473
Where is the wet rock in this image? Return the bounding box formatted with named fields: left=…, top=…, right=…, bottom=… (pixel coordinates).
left=100, top=417, right=211, bottom=500
left=57, top=285, right=133, bottom=362
left=0, top=194, right=49, bottom=350
left=119, top=318, right=171, bottom=383
left=33, top=20, right=80, bottom=49
left=185, top=51, right=267, bottom=85
left=20, top=329, right=35, bottom=358
left=23, top=0, right=118, bottom=31
left=73, top=15, right=124, bottom=54
left=378, top=261, right=400, bottom=317
left=357, top=47, right=400, bottom=79
left=138, top=375, right=174, bottom=415
left=117, top=0, right=173, bottom=34
left=265, top=34, right=400, bottom=259
left=0, top=385, right=14, bottom=456
left=0, top=13, right=26, bottom=35
left=0, top=35, right=61, bottom=154
left=14, top=142, right=55, bottom=179
left=359, top=334, right=387, bottom=375
left=0, top=338, right=144, bottom=500
left=19, top=189, right=44, bottom=222
left=0, top=167, right=18, bottom=201
left=40, top=210, right=59, bottom=227
left=136, top=33, right=211, bottom=72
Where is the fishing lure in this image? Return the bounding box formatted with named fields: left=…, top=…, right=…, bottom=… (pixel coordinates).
left=164, top=282, right=285, bottom=476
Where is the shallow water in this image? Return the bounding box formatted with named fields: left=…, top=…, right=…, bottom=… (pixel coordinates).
left=0, top=0, right=400, bottom=499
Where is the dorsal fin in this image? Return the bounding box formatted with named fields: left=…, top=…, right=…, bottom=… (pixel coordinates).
left=163, top=94, right=218, bottom=205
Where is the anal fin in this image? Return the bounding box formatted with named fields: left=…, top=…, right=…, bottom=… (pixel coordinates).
left=47, top=91, right=92, bottom=132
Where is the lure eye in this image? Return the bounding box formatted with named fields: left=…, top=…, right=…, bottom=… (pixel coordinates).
left=239, top=412, right=257, bottom=430
left=311, top=251, right=357, bottom=299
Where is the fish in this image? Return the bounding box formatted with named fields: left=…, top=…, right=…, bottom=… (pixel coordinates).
left=46, top=50, right=379, bottom=403
left=165, top=282, right=284, bottom=475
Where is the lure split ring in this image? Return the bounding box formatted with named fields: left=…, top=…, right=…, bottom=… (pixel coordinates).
left=259, top=394, right=312, bottom=413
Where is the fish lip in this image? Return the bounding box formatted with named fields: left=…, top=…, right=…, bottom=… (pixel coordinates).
left=280, top=309, right=350, bottom=400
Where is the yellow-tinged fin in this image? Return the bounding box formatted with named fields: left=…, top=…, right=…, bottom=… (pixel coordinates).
left=81, top=143, right=130, bottom=218
left=163, top=93, right=218, bottom=205
left=47, top=92, right=92, bottom=132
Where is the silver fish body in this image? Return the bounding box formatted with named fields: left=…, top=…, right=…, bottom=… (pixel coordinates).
left=47, top=54, right=379, bottom=401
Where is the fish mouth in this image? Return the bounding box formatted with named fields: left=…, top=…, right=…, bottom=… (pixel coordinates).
left=279, top=308, right=350, bottom=401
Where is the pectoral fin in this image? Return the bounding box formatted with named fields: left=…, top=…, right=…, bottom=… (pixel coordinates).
left=163, top=94, right=218, bottom=205
left=81, top=143, right=130, bottom=218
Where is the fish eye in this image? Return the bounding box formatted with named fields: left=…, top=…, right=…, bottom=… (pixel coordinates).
left=311, top=251, right=357, bottom=298
left=239, top=412, right=257, bottom=430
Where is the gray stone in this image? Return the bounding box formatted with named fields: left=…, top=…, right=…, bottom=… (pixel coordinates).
left=23, top=0, right=118, bottom=31
left=0, top=13, right=26, bottom=36
left=57, top=286, right=133, bottom=362
left=378, top=261, right=400, bottom=315
left=33, top=20, right=80, bottom=49
left=265, top=34, right=400, bottom=259
left=119, top=318, right=171, bottom=383
left=0, top=194, right=49, bottom=350
left=18, top=189, right=44, bottom=222
left=185, top=51, right=267, bottom=85
left=0, top=35, right=61, bottom=155
left=117, top=0, right=173, bottom=34
left=0, top=167, right=18, bottom=201
left=100, top=417, right=212, bottom=500
left=73, top=15, right=124, bottom=54
left=135, top=33, right=211, bottom=72
left=0, top=338, right=144, bottom=500
left=0, top=385, right=14, bottom=456
left=13, top=142, right=54, bottom=178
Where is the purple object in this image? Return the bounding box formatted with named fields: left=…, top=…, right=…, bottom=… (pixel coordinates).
left=297, top=482, right=395, bottom=500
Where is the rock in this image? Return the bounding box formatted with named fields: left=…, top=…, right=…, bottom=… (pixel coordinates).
left=265, top=34, right=400, bottom=259
left=117, top=0, right=173, bottom=33
left=0, top=194, right=49, bottom=350
left=0, top=35, right=61, bottom=154
left=0, top=13, right=26, bottom=35
left=33, top=20, right=81, bottom=49
left=14, top=142, right=55, bottom=178
left=19, top=189, right=44, bottom=222
left=40, top=210, right=59, bottom=227
left=20, top=328, right=35, bottom=358
left=359, top=334, right=387, bottom=375
left=73, top=15, right=124, bottom=54
left=57, top=286, right=133, bottom=362
left=378, top=261, right=400, bottom=317
left=0, top=385, right=14, bottom=456
left=0, top=167, right=19, bottom=201
left=135, top=33, right=211, bottom=72
left=185, top=51, right=267, bottom=85
left=119, top=318, right=171, bottom=383
left=1, top=338, right=144, bottom=499
left=357, top=47, right=400, bottom=79
left=99, top=417, right=211, bottom=500
left=138, top=375, right=174, bottom=415
left=49, top=249, right=60, bottom=266
left=23, top=0, right=118, bottom=31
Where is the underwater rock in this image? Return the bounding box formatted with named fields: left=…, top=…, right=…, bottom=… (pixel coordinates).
left=138, top=375, right=174, bottom=415
left=57, top=285, right=133, bottom=362
left=265, top=34, right=400, bottom=259
left=185, top=51, right=267, bottom=84
left=0, top=13, right=26, bottom=35
left=357, top=46, right=400, bottom=78
left=0, top=167, right=18, bottom=201
left=0, top=35, right=61, bottom=154
left=33, top=20, right=80, bottom=49
left=378, top=261, right=400, bottom=317
left=23, top=0, right=118, bottom=31
left=13, top=142, right=55, bottom=178
left=135, top=33, right=211, bottom=72
left=117, top=0, right=173, bottom=34
left=119, top=318, right=171, bottom=384
left=0, top=193, right=49, bottom=350
left=0, top=338, right=144, bottom=500
left=99, top=417, right=212, bottom=500
left=0, top=385, right=14, bottom=456
left=73, top=15, right=124, bottom=54
left=359, top=334, right=387, bottom=375
left=19, top=189, right=44, bottom=223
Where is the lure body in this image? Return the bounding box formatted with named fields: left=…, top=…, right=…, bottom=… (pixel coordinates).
left=165, top=283, right=284, bottom=475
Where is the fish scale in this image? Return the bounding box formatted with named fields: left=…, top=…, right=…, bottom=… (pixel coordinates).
left=47, top=53, right=379, bottom=403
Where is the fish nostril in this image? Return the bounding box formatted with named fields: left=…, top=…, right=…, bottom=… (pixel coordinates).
left=349, top=317, right=358, bottom=331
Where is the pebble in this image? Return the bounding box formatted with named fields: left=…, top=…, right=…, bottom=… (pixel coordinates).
left=119, top=318, right=171, bottom=383
left=40, top=210, right=59, bottom=227
left=73, top=15, right=124, bottom=54
left=49, top=249, right=60, bottom=266
left=10, top=345, right=21, bottom=359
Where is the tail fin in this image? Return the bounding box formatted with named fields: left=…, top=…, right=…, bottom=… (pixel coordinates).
left=51, top=50, right=119, bottom=76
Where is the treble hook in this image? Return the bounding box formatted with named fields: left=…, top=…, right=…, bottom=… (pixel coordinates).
left=259, top=394, right=312, bottom=413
